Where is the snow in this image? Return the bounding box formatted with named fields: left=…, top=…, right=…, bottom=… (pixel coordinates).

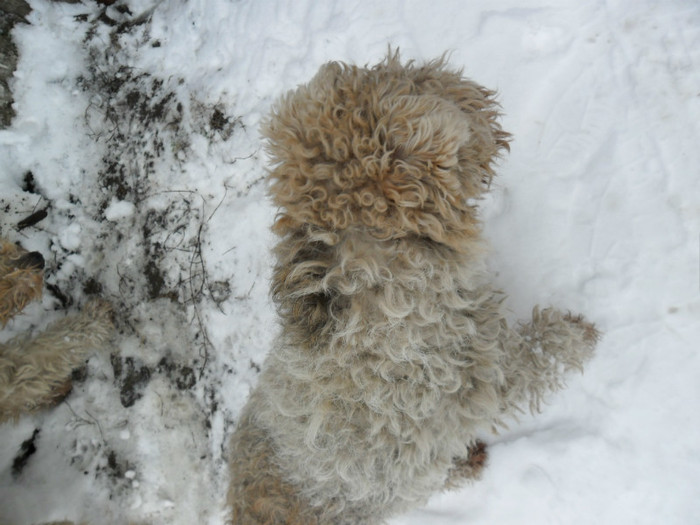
left=104, top=200, right=136, bottom=222
left=1, top=0, right=699, bottom=524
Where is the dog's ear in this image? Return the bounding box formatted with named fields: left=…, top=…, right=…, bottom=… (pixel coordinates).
left=362, top=94, right=479, bottom=245
left=270, top=233, right=343, bottom=348
left=406, top=57, right=511, bottom=195
left=370, top=88, right=508, bottom=248
left=379, top=95, right=470, bottom=175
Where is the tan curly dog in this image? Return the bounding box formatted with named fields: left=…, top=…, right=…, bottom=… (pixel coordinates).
left=227, top=51, right=599, bottom=525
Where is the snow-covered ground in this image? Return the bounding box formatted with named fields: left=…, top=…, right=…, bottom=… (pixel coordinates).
left=0, top=0, right=698, bottom=523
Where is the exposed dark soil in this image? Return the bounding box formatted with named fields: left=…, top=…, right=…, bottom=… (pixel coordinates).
left=0, top=0, right=30, bottom=127
left=3, top=2, right=241, bottom=506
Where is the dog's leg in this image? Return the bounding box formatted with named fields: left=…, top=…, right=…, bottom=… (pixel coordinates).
left=498, top=307, right=599, bottom=415
left=0, top=300, right=113, bottom=422
left=227, top=408, right=322, bottom=525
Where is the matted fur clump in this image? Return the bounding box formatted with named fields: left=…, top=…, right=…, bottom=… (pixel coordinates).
left=227, top=52, right=598, bottom=525
left=0, top=237, right=114, bottom=423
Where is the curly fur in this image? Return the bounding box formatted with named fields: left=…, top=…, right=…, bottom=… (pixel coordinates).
left=0, top=238, right=114, bottom=423
left=265, top=53, right=509, bottom=251
left=227, top=52, right=599, bottom=524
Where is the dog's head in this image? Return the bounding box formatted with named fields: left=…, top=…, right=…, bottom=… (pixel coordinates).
left=264, top=51, right=510, bottom=251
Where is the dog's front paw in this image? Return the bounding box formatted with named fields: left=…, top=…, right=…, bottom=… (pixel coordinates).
left=528, top=307, right=598, bottom=372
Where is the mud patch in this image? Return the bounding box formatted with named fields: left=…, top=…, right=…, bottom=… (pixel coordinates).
left=0, top=0, right=31, bottom=128
left=111, top=354, right=152, bottom=408
left=0, top=3, right=247, bottom=517
left=158, top=356, right=197, bottom=391
left=11, top=428, right=40, bottom=478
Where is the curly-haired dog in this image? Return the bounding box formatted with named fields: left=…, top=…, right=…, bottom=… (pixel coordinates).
left=0, top=237, right=114, bottom=423
left=227, top=52, right=599, bottom=524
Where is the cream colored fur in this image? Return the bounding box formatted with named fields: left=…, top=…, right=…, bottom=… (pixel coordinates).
left=0, top=238, right=114, bottom=423
left=0, top=298, right=114, bottom=422
left=227, top=52, right=599, bottom=524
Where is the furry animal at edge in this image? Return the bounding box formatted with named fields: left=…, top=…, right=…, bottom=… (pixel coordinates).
left=0, top=238, right=114, bottom=423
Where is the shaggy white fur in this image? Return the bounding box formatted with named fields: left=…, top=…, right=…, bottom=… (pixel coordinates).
left=227, top=52, right=598, bottom=525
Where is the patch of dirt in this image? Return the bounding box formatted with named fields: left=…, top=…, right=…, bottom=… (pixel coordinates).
left=109, top=353, right=202, bottom=408
left=11, top=428, right=40, bottom=478
left=0, top=0, right=31, bottom=128
left=111, top=354, right=152, bottom=408
left=157, top=356, right=197, bottom=391
left=1, top=3, right=243, bottom=507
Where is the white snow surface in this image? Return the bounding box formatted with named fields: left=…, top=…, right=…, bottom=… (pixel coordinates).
left=1, top=0, right=699, bottom=524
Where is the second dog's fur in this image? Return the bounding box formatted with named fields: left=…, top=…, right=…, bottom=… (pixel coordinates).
left=227, top=52, right=598, bottom=524
left=0, top=238, right=114, bottom=423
